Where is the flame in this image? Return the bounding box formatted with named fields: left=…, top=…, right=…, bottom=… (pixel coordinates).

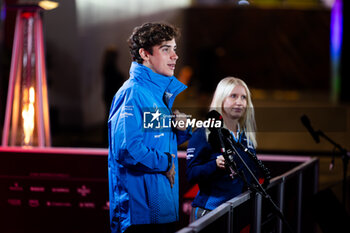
left=22, top=87, right=35, bottom=145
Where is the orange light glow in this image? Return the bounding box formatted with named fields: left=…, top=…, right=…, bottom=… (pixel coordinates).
left=22, top=87, right=35, bottom=145
left=2, top=9, right=51, bottom=147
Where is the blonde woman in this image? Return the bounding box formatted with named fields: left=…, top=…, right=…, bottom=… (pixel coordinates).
left=186, top=77, right=262, bottom=222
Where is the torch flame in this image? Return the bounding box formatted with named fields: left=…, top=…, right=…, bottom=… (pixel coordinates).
left=22, top=87, right=35, bottom=145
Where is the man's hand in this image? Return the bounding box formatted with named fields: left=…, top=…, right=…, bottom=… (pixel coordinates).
left=173, top=109, right=187, bottom=131
left=165, top=154, right=176, bottom=188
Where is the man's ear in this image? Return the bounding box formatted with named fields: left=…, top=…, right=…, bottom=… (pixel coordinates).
left=139, top=48, right=150, bottom=61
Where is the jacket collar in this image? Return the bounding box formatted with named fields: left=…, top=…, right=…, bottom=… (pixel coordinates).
left=129, top=62, right=187, bottom=107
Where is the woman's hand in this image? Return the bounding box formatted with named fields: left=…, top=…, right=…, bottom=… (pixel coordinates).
left=216, top=155, right=226, bottom=169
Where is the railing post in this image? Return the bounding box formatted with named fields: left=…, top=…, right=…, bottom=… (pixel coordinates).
left=277, top=179, right=285, bottom=233
left=252, top=192, right=262, bottom=233
left=228, top=205, right=233, bottom=233
left=314, top=159, right=319, bottom=194
left=297, top=172, right=303, bottom=233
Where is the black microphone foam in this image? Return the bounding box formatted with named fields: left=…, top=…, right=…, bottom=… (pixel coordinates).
left=206, top=110, right=224, bottom=132
left=301, top=114, right=320, bottom=143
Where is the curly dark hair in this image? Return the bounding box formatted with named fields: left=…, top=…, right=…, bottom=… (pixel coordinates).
left=127, top=22, right=180, bottom=63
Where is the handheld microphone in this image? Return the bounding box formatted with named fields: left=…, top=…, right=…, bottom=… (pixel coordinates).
left=206, top=110, right=238, bottom=178
left=300, top=115, right=320, bottom=143
left=206, top=110, right=227, bottom=154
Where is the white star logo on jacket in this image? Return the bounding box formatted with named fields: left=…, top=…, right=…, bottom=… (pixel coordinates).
left=151, top=109, right=162, bottom=122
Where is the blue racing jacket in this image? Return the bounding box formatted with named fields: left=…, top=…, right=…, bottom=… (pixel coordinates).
left=186, top=127, right=260, bottom=210
left=108, top=62, right=191, bottom=233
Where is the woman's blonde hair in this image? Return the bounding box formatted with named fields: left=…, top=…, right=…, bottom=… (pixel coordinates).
left=209, top=77, right=257, bottom=148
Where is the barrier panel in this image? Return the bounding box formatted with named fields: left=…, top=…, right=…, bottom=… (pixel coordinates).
left=176, top=156, right=319, bottom=233
left=0, top=147, right=110, bottom=233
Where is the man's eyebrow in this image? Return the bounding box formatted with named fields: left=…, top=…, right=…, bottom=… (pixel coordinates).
left=159, top=45, right=171, bottom=48
left=159, top=44, right=177, bottom=48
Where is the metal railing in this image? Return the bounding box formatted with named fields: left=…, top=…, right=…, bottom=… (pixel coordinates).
left=177, top=157, right=319, bottom=233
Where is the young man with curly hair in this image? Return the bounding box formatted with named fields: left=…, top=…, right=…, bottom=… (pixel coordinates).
left=108, top=22, right=191, bottom=233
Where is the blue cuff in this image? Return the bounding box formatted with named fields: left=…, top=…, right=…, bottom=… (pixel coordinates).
left=165, top=152, right=173, bottom=172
